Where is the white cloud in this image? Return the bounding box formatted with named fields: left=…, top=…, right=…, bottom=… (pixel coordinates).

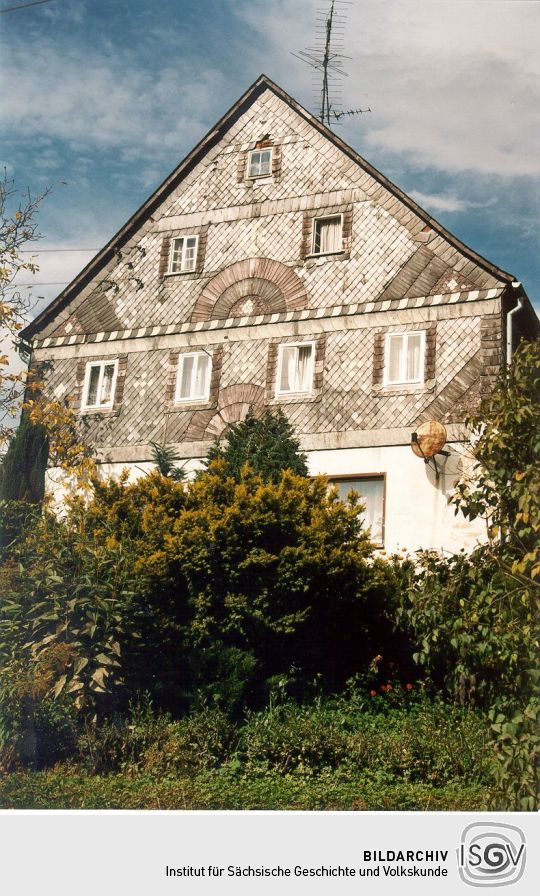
left=408, top=192, right=468, bottom=213
left=0, top=44, right=225, bottom=160
left=235, top=0, right=540, bottom=177
left=3, top=0, right=538, bottom=179
left=13, top=242, right=104, bottom=318
left=408, top=191, right=495, bottom=214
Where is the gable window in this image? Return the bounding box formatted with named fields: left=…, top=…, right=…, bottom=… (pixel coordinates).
left=82, top=360, right=118, bottom=410
left=384, top=331, right=425, bottom=385
left=169, top=236, right=198, bottom=273
left=175, top=351, right=211, bottom=402
left=276, top=342, right=314, bottom=395
left=248, top=148, right=272, bottom=178
left=330, top=475, right=385, bottom=546
left=312, top=215, right=343, bottom=255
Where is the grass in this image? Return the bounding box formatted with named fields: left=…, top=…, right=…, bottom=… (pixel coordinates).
left=0, top=690, right=494, bottom=810
left=0, top=767, right=489, bottom=811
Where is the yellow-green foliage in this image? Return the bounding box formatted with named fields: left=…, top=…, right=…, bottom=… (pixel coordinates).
left=0, top=462, right=398, bottom=736
left=86, top=462, right=397, bottom=703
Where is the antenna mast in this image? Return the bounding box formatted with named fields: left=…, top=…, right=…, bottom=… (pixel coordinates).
left=292, top=0, right=370, bottom=127
left=320, top=0, right=337, bottom=126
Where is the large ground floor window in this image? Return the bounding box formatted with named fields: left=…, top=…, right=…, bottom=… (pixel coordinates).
left=329, top=475, right=385, bottom=546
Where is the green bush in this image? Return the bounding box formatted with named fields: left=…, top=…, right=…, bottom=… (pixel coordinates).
left=240, top=701, right=350, bottom=775
left=0, top=501, right=143, bottom=716
left=78, top=698, right=235, bottom=775
left=0, top=691, right=493, bottom=808
left=238, top=695, right=490, bottom=786
left=0, top=768, right=490, bottom=811
left=77, top=696, right=171, bottom=773
left=142, top=706, right=236, bottom=775
left=0, top=415, right=48, bottom=504
left=0, top=499, right=41, bottom=560
left=1, top=464, right=398, bottom=721
left=0, top=652, right=78, bottom=771
left=396, top=340, right=540, bottom=809
left=396, top=549, right=532, bottom=707
left=489, top=697, right=539, bottom=811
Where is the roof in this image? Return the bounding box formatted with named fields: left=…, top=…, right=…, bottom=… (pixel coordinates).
left=21, top=74, right=517, bottom=342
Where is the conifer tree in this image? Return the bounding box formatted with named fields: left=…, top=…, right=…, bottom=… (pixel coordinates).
left=203, top=408, right=308, bottom=481
left=0, top=415, right=48, bottom=503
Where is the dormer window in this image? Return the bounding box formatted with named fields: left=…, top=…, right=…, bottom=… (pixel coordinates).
left=248, top=148, right=272, bottom=178
left=169, top=236, right=198, bottom=273
left=312, top=215, right=343, bottom=255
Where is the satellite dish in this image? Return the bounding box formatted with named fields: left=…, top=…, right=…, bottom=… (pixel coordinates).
left=411, top=421, right=447, bottom=459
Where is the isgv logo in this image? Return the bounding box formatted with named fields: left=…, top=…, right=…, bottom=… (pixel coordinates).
left=458, top=823, right=526, bottom=887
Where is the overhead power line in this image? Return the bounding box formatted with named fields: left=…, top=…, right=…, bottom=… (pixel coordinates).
left=19, top=248, right=100, bottom=253
left=0, top=0, right=56, bottom=13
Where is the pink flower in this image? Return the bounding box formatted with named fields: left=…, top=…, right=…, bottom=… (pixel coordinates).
left=370, top=689, right=377, bottom=697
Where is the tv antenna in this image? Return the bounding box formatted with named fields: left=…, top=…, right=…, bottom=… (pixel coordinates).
left=292, top=0, right=370, bottom=127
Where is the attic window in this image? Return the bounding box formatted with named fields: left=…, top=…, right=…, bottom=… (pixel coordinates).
left=248, top=148, right=272, bottom=178
left=82, top=360, right=118, bottom=410
left=169, top=236, right=198, bottom=273
left=312, top=215, right=343, bottom=255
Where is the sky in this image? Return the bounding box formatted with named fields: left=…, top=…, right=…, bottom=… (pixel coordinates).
left=1, top=0, right=539, bottom=371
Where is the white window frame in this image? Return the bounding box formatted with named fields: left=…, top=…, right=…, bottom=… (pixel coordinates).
left=311, top=214, right=344, bottom=256
left=247, top=148, right=273, bottom=178
left=168, top=235, right=199, bottom=274
left=81, top=360, right=119, bottom=411
left=174, top=351, right=212, bottom=403
left=275, top=341, right=316, bottom=397
left=383, top=330, right=426, bottom=386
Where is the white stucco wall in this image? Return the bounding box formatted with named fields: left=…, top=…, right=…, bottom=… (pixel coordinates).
left=307, top=443, right=486, bottom=554
left=47, top=440, right=486, bottom=556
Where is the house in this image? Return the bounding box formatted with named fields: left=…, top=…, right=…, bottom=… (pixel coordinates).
left=20, top=75, right=539, bottom=554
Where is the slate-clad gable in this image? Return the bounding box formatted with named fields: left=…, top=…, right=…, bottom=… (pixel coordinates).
left=27, top=76, right=514, bottom=343
left=22, top=76, right=539, bottom=554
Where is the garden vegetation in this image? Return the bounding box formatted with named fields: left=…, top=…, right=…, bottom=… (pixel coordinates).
left=0, top=342, right=538, bottom=810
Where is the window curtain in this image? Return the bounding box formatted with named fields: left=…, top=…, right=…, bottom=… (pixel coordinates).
left=171, top=239, right=183, bottom=272
left=193, top=354, right=210, bottom=397
left=280, top=345, right=312, bottom=392
left=334, top=478, right=384, bottom=544
left=388, top=336, right=403, bottom=382
left=296, top=345, right=311, bottom=391
left=100, top=364, right=115, bottom=404
left=406, top=334, right=422, bottom=381
left=280, top=346, right=296, bottom=391
left=184, top=237, right=197, bottom=271
left=179, top=355, right=194, bottom=398
left=320, top=217, right=342, bottom=253
left=87, top=366, right=100, bottom=406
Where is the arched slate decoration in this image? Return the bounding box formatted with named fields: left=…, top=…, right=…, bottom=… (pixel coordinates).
left=185, top=383, right=265, bottom=441
left=191, top=258, right=308, bottom=322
